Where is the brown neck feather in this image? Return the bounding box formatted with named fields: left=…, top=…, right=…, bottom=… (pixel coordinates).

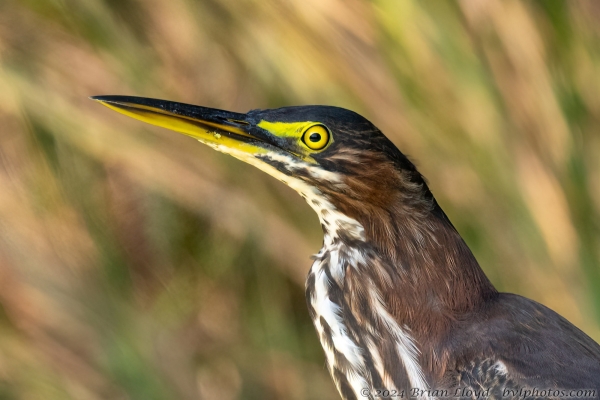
left=326, top=159, right=498, bottom=340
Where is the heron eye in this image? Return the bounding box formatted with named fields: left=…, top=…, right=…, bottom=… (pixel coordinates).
left=302, top=124, right=330, bottom=150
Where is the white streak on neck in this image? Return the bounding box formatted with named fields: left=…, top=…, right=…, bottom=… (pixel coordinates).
left=369, top=288, right=428, bottom=394
left=311, top=262, right=369, bottom=397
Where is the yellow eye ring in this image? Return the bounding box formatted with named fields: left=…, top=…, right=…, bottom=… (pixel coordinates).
left=302, top=124, right=330, bottom=150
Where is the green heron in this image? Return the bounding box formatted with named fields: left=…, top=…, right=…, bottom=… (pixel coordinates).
left=92, top=96, right=600, bottom=399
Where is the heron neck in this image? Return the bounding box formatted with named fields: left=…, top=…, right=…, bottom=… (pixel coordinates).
left=322, top=198, right=498, bottom=337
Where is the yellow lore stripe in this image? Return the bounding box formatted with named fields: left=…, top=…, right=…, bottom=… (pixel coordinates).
left=257, top=120, right=316, bottom=137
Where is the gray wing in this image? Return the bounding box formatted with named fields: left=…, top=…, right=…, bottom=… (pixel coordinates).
left=446, top=294, right=600, bottom=399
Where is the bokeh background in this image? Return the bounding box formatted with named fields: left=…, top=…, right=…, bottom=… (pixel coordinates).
left=1, top=0, right=599, bottom=399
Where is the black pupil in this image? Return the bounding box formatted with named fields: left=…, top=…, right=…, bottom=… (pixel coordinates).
left=309, top=132, right=321, bottom=142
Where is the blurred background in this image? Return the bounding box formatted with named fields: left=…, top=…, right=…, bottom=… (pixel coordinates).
left=0, top=0, right=599, bottom=399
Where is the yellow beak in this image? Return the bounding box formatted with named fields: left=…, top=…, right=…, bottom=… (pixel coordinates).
left=90, top=95, right=269, bottom=156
